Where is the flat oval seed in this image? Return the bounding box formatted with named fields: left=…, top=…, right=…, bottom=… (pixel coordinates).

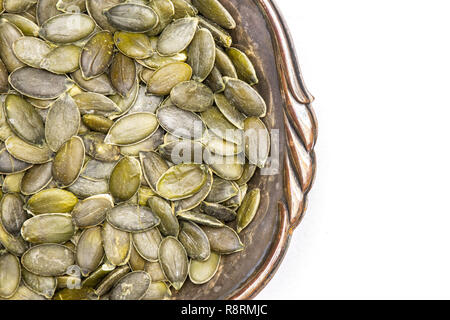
left=236, top=163, right=257, bottom=186
left=0, top=253, right=21, bottom=298
left=157, top=17, right=198, bottom=56
left=157, top=105, right=205, bottom=140
left=201, top=225, right=244, bottom=254
left=104, top=4, right=159, bottom=33
left=198, top=16, right=232, bottom=48
left=132, top=228, right=162, bottom=262
left=5, top=136, right=52, bottom=164
left=71, top=194, right=113, bottom=228
left=107, top=204, right=160, bottom=232
left=215, top=46, right=238, bottom=78
left=74, top=92, right=121, bottom=117
left=76, top=227, right=104, bottom=277
left=244, top=117, right=270, bottom=168
left=172, top=0, right=198, bottom=19
left=52, top=136, right=85, bottom=188
left=110, top=271, right=151, bottom=300
left=0, top=20, right=25, bottom=73
left=0, top=59, right=8, bottom=93
left=187, top=28, right=215, bottom=82
left=147, top=196, right=179, bottom=237
left=204, top=66, right=225, bottom=93
left=0, top=221, right=29, bottom=256
left=114, top=32, right=153, bottom=60
left=0, top=147, right=32, bottom=175
left=178, top=221, right=210, bottom=261
left=177, top=210, right=225, bottom=228
left=9, top=67, right=73, bottom=100
left=80, top=31, right=114, bottom=80
left=110, top=53, right=136, bottom=98
left=102, top=222, right=131, bottom=266
left=214, top=93, right=245, bottom=130
left=22, top=244, right=75, bottom=276
left=174, top=167, right=213, bottom=213
left=21, top=213, right=75, bottom=244
left=0, top=193, right=26, bottom=236
left=94, top=265, right=130, bottom=297
left=147, top=62, right=192, bottom=96
left=158, top=237, right=188, bottom=291
left=171, top=81, right=214, bottom=112
left=140, top=151, right=169, bottom=192
left=227, top=47, right=258, bottom=85
left=45, top=93, right=81, bottom=152
left=105, top=113, right=158, bottom=146
left=81, top=160, right=117, bottom=180
left=147, top=0, right=175, bottom=36
left=205, top=176, right=239, bottom=203
left=128, top=87, right=163, bottom=114
left=12, top=37, right=51, bottom=68
left=20, top=162, right=53, bottom=195
left=41, top=45, right=82, bottom=74
left=3, top=0, right=33, bottom=13
left=4, top=95, right=45, bottom=146
left=2, top=283, right=47, bottom=300
left=205, top=132, right=241, bottom=156
left=206, top=152, right=245, bottom=181
left=36, top=0, right=60, bottom=26
left=139, top=51, right=187, bottom=70
left=224, top=77, right=267, bottom=117
left=82, top=132, right=121, bottom=162
left=142, top=281, right=171, bottom=300
left=191, top=0, right=236, bottom=29
left=22, top=269, right=56, bottom=299
left=236, top=188, right=261, bottom=233
left=71, top=70, right=116, bottom=95
left=86, top=0, right=121, bottom=32
left=201, top=107, right=243, bottom=144
left=109, top=79, right=139, bottom=117
left=144, top=261, right=166, bottom=282
left=109, top=157, right=142, bottom=203
left=129, top=245, right=146, bottom=271
left=82, top=115, right=114, bottom=134
left=189, top=252, right=220, bottom=284
left=25, top=188, right=78, bottom=215
left=201, top=201, right=237, bottom=222
left=39, top=14, right=96, bottom=44
left=158, top=140, right=206, bottom=165
left=156, top=164, right=208, bottom=201
left=56, top=0, right=87, bottom=12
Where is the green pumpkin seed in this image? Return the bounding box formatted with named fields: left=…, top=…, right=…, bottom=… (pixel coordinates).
left=73, top=92, right=121, bottom=117
left=204, top=66, right=225, bottom=93
left=157, top=17, right=198, bottom=56
left=143, top=261, right=165, bottom=282
left=0, top=20, right=26, bottom=72
left=20, top=162, right=53, bottom=195
left=82, top=115, right=114, bottom=134
left=244, top=117, right=270, bottom=168
left=215, top=93, right=245, bottom=130
left=2, top=283, right=47, bottom=300
left=110, top=53, right=136, bottom=98
left=191, top=0, right=236, bottom=29
left=81, top=262, right=116, bottom=289
left=56, top=0, right=87, bottom=12
left=107, top=204, right=160, bottom=232
left=71, top=194, right=113, bottom=227
left=0, top=103, right=15, bottom=141
left=142, top=281, right=171, bottom=300
left=120, top=127, right=164, bottom=156
left=137, top=186, right=156, bottom=206
left=171, top=81, right=214, bottom=112
left=236, top=163, right=256, bottom=186
left=109, top=157, right=141, bottom=202
left=5, top=136, right=52, bottom=164
left=41, top=45, right=82, bottom=74
left=205, top=176, right=239, bottom=203
left=45, top=93, right=81, bottom=152
left=187, top=28, right=216, bottom=82
left=172, top=0, right=198, bottom=19
left=94, top=265, right=130, bottom=296
left=0, top=253, right=21, bottom=298
left=21, top=213, right=75, bottom=244
left=4, top=94, right=45, bottom=146
left=0, top=193, right=26, bottom=236
left=189, top=251, right=220, bottom=284
left=179, top=221, right=210, bottom=261
left=139, top=50, right=188, bottom=70
left=158, top=236, right=188, bottom=291
left=52, top=136, right=85, bottom=188
left=76, top=227, right=105, bottom=277
left=177, top=210, right=225, bottom=228
left=114, top=32, right=153, bottom=60
left=128, top=85, right=163, bottom=114
left=2, top=13, right=39, bottom=37
left=3, top=0, right=34, bottom=13
left=22, top=244, right=75, bottom=276
left=223, top=77, right=267, bottom=117
left=147, top=196, right=179, bottom=237
left=109, top=271, right=151, bottom=300
left=12, top=37, right=51, bottom=69
left=22, top=268, right=56, bottom=299
left=86, top=0, right=121, bottom=32
left=53, top=287, right=98, bottom=300
left=204, top=131, right=241, bottom=156
left=158, top=140, right=206, bottom=164
left=0, top=60, right=8, bottom=93
left=102, top=226, right=131, bottom=268
left=26, top=97, right=55, bottom=110
left=201, top=201, right=236, bottom=222
left=0, top=221, right=29, bottom=256
left=132, top=227, right=162, bottom=262
left=129, top=245, right=146, bottom=271
left=82, top=132, right=121, bottom=162
left=206, top=152, right=244, bottom=181
left=2, top=172, right=25, bottom=194
left=36, top=0, right=60, bottom=26
left=81, top=160, right=117, bottom=180
left=215, top=46, right=237, bottom=78
left=156, top=163, right=208, bottom=200
left=39, top=14, right=96, bottom=44
left=157, top=105, right=206, bottom=140
left=147, top=0, right=175, bottom=36
left=227, top=47, right=258, bottom=85
left=105, top=113, right=158, bottom=146
left=109, top=79, right=139, bottom=117
left=201, top=107, right=242, bottom=144
left=236, top=188, right=261, bottom=233
left=25, top=188, right=78, bottom=215
left=174, top=166, right=213, bottom=212
left=198, top=15, right=232, bottom=48
left=140, top=151, right=169, bottom=192
left=224, top=183, right=247, bottom=209
left=147, top=62, right=192, bottom=96
left=71, top=70, right=116, bottom=95
left=80, top=31, right=114, bottom=80
left=104, top=4, right=159, bottom=33
left=201, top=225, right=243, bottom=254
left=139, top=68, right=154, bottom=84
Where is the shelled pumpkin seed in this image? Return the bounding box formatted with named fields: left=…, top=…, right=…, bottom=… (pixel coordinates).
left=0, top=0, right=269, bottom=300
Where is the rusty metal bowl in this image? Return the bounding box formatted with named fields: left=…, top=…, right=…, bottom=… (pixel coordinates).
left=175, top=0, right=317, bottom=300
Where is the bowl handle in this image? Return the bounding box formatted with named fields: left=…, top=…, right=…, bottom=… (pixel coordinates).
left=229, top=0, right=318, bottom=299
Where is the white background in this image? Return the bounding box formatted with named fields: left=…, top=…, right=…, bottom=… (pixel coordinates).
left=257, top=0, right=450, bottom=300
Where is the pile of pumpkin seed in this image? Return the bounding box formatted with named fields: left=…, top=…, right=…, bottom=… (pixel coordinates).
left=0, top=0, right=270, bottom=300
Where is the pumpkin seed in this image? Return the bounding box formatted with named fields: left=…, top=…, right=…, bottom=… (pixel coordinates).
left=68, top=177, right=108, bottom=199
left=179, top=221, right=210, bottom=261
left=120, top=127, right=164, bottom=156
left=174, top=166, right=213, bottom=212
left=5, top=136, right=52, bottom=164
left=80, top=31, right=114, bottom=80
left=71, top=70, right=116, bottom=95
left=109, top=157, right=141, bottom=202
left=157, top=17, right=198, bottom=56
left=0, top=60, right=9, bottom=93
left=81, top=262, right=116, bottom=288
left=171, top=80, right=214, bottom=112
left=2, top=172, right=25, bottom=194
left=3, top=0, right=35, bottom=13
left=201, top=106, right=243, bottom=145
left=224, top=183, right=247, bottom=209
left=189, top=251, right=220, bottom=284
left=71, top=194, right=113, bottom=227
left=147, top=0, right=175, bottom=36
left=201, top=225, right=243, bottom=254
left=94, top=265, right=130, bottom=296
left=41, top=45, right=82, bottom=74
left=198, top=15, right=232, bottom=48
left=53, top=287, right=98, bottom=300
left=22, top=268, right=56, bottom=299
left=204, top=131, right=241, bottom=156
left=214, top=93, right=245, bottom=130
left=105, top=113, right=158, bottom=146
left=104, top=4, right=159, bottom=33
left=215, top=46, right=237, bottom=78
left=0, top=253, right=21, bottom=298
left=56, top=0, right=87, bottom=13
left=36, top=0, right=60, bottom=26
left=132, top=227, right=162, bottom=262
left=157, top=105, right=206, bottom=140
left=109, top=79, right=139, bottom=117
left=81, top=160, right=117, bottom=180
left=86, top=0, right=121, bottom=32
left=109, top=271, right=151, bottom=300
left=2, top=282, right=47, bottom=300
left=39, top=14, right=96, bottom=44
left=129, top=245, right=146, bottom=271
left=25, top=188, right=78, bottom=215
left=21, top=213, right=75, bottom=244
left=187, top=28, right=216, bottom=82
left=158, top=236, right=188, bottom=291
left=102, top=222, right=131, bottom=266
left=45, top=93, right=81, bottom=152
left=236, top=188, right=261, bottom=233
left=26, top=97, right=55, bottom=110
left=191, top=0, right=236, bottom=29
left=236, top=163, right=256, bottom=186
left=156, top=163, right=208, bottom=200
left=142, top=281, right=171, bottom=300
left=20, top=162, right=53, bottom=195
left=0, top=193, right=27, bottom=236
left=204, top=66, right=225, bottom=93
left=22, top=244, right=75, bottom=276
left=137, top=186, right=156, bottom=206
left=0, top=106, right=15, bottom=142
left=2, top=13, right=39, bottom=37
left=205, top=176, right=239, bottom=203
left=177, top=210, right=225, bottom=228
left=172, top=0, right=198, bottom=19
left=227, top=47, right=258, bottom=85
left=224, top=77, right=267, bottom=117
left=147, top=196, right=179, bottom=237
left=107, top=204, right=160, bottom=233
left=76, top=227, right=104, bottom=276
left=82, top=132, right=121, bottom=162
left=52, top=136, right=85, bottom=188
left=206, top=152, right=244, bottom=181
left=0, top=221, right=29, bottom=256
left=244, top=117, right=270, bottom=168
left=147, top=62, right=192, bottom=95
left=114, top=32, right=153, bottom=60
left=0, top=20, right=26, bottom=72
left=73, top=92, right=121, bottom=117
left=82, top=115, right=114, bottom=134
left=140, top=151, right=169, bottom=192
left=110, top=53, right=136, bottom=98
left=139, top=51, right=188, bottom=70
left=158, top=140, right=206, bottom=164
left=200, top=201, right=236, bottom=222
